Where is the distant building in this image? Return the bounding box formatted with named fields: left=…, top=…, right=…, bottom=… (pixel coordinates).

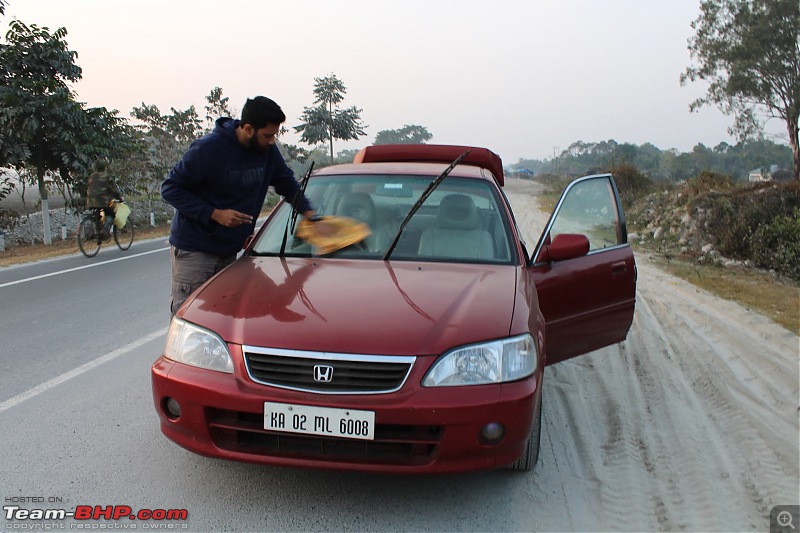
left=748, top=164, right=781, bottom=183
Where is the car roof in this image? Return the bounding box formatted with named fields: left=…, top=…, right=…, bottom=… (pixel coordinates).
left=351, top=144, right=505, bottom=186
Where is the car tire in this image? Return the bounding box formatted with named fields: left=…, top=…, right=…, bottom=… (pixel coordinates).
left=507, top=397, right=542, bottom=471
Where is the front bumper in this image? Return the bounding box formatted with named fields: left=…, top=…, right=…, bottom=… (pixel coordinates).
left=151, top=353, right=541, bottom=474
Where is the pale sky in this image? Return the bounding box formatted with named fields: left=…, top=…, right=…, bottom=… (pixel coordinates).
left=0, top=0, right=789, bottom=165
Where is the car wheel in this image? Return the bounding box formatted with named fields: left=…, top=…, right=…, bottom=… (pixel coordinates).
left=508, top=397, right=542, bottom=471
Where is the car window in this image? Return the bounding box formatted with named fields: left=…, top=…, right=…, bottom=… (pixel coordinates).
left=251, top=174, right=516, bottom=264
left=545, top=175, right=623, bottom=252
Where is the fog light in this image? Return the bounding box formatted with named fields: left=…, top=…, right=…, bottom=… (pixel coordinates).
left=480, top=422, right=505, bottom=444
left=164, top=397, right=181, bottom=420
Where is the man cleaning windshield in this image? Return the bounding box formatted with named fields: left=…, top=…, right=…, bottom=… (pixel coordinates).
left=161, top=96, right=322, bottom=315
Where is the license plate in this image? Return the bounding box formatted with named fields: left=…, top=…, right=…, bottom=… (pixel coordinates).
left=263, top=402, right=375, bottom=440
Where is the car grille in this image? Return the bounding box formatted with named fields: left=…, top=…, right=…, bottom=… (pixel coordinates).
left=243, top=346, right=415, bottom=394
left=208, top=409, right=441, bottom=466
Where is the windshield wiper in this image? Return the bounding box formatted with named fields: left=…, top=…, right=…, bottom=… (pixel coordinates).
left=382, top=150, right=471, bottom=261
left=279, top=161, right=314, bottom=257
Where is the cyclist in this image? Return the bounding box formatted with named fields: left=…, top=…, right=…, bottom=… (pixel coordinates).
left=86, top=159, right=120, bottom=239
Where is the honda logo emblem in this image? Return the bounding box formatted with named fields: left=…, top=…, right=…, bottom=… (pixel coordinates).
left=313, top=365, right=334, bottom=383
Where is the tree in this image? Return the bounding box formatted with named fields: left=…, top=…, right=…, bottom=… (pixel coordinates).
left=682, top=0, right=800, bottom=181
left=130, top=102, right=202, bottom=203
left=0, top=20, right=131, bottom=244
left=611, top=142, right=638, bottom=166
left=295, top=74, right=367, bottom=163
left=335, top=149, right=360, bottom=164
left=634, top=143, right=664, bottom=178
left=204, top=86, right=235, bottom=133
left=374, top=125, right=433, bottom=145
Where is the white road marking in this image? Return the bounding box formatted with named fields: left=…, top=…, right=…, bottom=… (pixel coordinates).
left=0, top=246, right=170, bottom=289
left=0, top=328, right=168, bottom=413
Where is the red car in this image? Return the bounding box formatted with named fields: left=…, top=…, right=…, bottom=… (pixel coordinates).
left=151, top=144, right=636, bottom=473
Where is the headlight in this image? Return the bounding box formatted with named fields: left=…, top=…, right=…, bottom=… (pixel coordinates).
left=163, top=317, right=233, bottom=373
left=422, top=334, right=536, bottom=387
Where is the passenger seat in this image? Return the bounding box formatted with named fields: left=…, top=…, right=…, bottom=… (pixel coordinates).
left=418, top=194, right=494, bottom=260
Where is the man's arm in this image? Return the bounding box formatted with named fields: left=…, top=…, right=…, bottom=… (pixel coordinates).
left=161, top=143, right=218, bottom=225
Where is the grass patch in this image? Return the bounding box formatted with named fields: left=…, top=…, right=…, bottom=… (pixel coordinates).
left=645, top=252, right=800, bottom=335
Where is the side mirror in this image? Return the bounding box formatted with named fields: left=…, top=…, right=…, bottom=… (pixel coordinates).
left=540, top=233, right=589, bottom=262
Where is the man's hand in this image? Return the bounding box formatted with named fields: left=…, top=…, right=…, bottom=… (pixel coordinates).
left=304, top=211, right=336, bottom=238
left=212, top=208, right=253, bottom=227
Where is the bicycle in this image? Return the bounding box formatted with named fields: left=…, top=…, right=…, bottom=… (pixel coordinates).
left=77, top=200, right=134, bottom=258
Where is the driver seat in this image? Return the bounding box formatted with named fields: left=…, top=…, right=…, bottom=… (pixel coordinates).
left=336, top=192, right=377, bottom=250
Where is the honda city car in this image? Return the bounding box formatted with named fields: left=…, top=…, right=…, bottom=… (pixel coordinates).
left=151, top=144, right=636, bottom=473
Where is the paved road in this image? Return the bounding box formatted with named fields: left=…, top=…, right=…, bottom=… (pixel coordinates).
left=0, top=238, right=172, bottom=402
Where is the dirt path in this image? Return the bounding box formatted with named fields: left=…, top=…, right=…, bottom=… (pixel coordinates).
left=503, top=178, right=799, bottom=531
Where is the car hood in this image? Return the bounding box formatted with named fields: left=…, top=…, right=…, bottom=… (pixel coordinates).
left=182, top=256, right=518, bottom=356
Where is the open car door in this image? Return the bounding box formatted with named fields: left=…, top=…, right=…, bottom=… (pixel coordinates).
left=529, top=174, right=636, bottom=365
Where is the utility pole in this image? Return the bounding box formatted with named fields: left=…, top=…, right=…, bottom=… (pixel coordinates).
left=553, top=147, right=560, bottom=174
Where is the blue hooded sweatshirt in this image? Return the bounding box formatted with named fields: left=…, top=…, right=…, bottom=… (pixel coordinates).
left=161, top=117, right=312, bottom=256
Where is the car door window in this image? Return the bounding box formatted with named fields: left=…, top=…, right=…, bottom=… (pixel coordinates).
left=545, top=175, right=623, bottom=253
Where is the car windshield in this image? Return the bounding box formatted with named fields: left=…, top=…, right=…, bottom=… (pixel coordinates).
left=251, top=174, right=516, bottom=264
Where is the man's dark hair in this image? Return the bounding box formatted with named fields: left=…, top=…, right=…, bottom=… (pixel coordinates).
left=241, top=96, right=286, bottom=129
left=92, top=160, right=108, bottom=172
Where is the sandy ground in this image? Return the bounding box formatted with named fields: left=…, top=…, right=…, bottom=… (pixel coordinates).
left=503, top=178, right=799, bottom=531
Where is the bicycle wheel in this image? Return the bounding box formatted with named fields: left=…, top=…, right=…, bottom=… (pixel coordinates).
left=77, top=214, right=101, bottom=258
left=113, top=219, right=134, bottom=250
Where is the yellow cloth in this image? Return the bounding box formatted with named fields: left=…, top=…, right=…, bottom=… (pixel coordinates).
left=295, top=216, right=371, bottom=255
left=113, top=202, right=131, bottom=229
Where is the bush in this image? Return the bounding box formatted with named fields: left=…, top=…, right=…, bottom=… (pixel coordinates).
left=687, top=171, right=735, bottom=196
left=266, top=190, right=280, bottom=207
left=752, top=208, right=800, bottom=279
left=535, top=165, right=655, bottom=204
left=702, top=184, right=800, bottom=280
left=534, top=173, right=572, bottom=196
left=608, top=163, right=653, bottom=208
